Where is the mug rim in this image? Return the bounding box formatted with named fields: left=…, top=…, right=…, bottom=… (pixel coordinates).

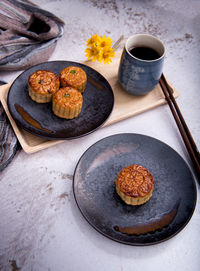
left=125, top=34, right=165, bottom=63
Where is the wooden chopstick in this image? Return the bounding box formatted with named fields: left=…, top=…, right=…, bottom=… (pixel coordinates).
left=161, top=74, right=200, bottom=163
left=159, top=74, right=200, bottom=181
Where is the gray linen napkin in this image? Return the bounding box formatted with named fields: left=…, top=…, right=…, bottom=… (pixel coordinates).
left=0, top=81, right=20, bottom=172
left=0, top=0, right=64, bottom=70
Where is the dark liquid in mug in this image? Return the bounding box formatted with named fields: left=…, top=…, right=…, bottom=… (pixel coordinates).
left=129, top=46, right=160, bottom=60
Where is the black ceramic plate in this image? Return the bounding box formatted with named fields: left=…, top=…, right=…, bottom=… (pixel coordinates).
left=73, top=133, right=197, bottom=246
left=7, top=61, right=114, bottom=140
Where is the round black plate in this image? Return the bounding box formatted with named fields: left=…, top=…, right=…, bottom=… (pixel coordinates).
left=7, top=61, right=114, bottom=140
left=73, top=133, right=197, bottom=246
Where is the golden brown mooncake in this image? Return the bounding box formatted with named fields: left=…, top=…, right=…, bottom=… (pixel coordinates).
left=115, top=164, right=154, bottom=206
left=59, top=66, right=87, bottom=93
left=52, top=87, right=83, bottom=119
left=28, top=70, right=60, bottom=103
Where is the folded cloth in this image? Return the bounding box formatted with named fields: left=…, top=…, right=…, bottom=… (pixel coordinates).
left=0, top=81, right=21, bottom=172
left=0, top=0, right=64, bottom=70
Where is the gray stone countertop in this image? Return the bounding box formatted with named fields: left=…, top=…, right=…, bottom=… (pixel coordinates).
left=0, top=1, right=199, bottom=270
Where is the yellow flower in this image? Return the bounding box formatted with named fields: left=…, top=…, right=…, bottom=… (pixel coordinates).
left=85, top=44, right=102, bottom=62
left=86, top=34, right=101, bottom=47
left=99, top=35, right=113, bottom=48
left=85, top=34, right=115, bottom=64
left=102, top=46, right=115, bottom=64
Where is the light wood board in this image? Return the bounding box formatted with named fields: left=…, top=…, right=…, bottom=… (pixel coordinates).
left=0, top=51, right=179, bottom=154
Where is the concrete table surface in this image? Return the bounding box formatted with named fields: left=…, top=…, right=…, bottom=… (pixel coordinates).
left=0, top=0, right=199, bottom=270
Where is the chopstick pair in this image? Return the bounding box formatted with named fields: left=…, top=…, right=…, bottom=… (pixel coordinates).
left=159, top=74, right=200, bottom=182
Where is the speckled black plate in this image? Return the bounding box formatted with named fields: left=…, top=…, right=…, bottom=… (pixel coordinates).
left=7, top=61, right=114, bottom=140
left=73, top=133, right=197, bottom=246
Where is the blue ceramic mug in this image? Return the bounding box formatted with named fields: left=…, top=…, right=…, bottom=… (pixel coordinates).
left=118, top=34, right=165, bottom=95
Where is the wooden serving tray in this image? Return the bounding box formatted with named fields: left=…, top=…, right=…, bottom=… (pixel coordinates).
left=0, top=51, right=179, bottom=154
